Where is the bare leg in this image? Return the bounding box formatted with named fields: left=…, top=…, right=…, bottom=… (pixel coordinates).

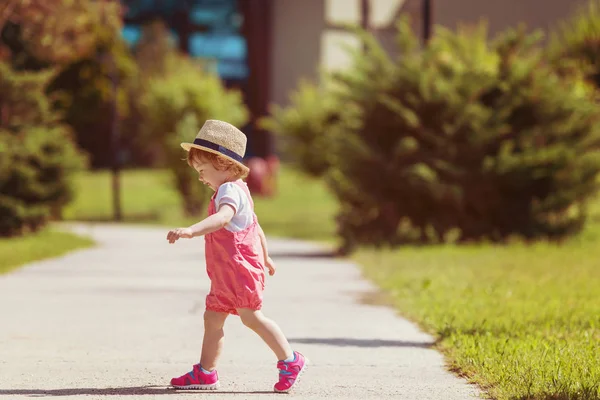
left=200, top=310, right=229, bottom=371
left=237, top=308, right=293, bottom=361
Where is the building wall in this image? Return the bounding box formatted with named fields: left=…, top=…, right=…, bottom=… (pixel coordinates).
left=433, top=0, right=586, bottom=38
left=269, top=0, right=588, bottom=108
left=270, top=0, right=404, bottom=107
left=270, top=0, right=326, bottom=107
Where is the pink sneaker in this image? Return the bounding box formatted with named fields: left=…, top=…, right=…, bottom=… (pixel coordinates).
left=170, top=364, right=219, bottom=390
left=274, top=351, right=308, bottom=393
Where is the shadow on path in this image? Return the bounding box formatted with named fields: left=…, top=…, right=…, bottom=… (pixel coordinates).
left=289, top=337, right=435, bottom=348
left=0, top=386, right=275, bottom=397
left=269, top=250, right=339, bottom=259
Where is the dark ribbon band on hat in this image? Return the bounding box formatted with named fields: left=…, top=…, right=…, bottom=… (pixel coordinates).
left=193, top=138, right=243, bottom=162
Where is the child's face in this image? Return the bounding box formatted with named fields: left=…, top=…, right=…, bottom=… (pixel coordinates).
left=192, top=159, right=229, bottom=191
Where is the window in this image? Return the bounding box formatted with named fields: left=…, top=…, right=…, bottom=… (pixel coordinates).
left=120, top=0, right=248, bottom=80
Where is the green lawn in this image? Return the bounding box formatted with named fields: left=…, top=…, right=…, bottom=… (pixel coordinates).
left=0, top=229, right=94, bottom=275
left=63, top=167, right=338, bottom=242
left=357, top=232, right=600, bottom=399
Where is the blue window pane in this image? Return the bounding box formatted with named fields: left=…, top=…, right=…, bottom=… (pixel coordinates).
left=190, top=0, right=239, bottom=31
left=121, top=24, right=178, bottom=49
left=217, top=61, right=249, bottom=79
left=120, top=0, right=248, bottom=81
left=122, top=25, right=142, bottom=46
left=189, top=34, right=247, bottom=60
left=124, top=0, right=238, bottom=19
left=190, top=8, right=225, bottom=25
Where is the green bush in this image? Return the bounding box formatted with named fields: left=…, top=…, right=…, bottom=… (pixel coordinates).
left=140, top=54, right=248, bottom=216
left=548, top=0, right=600, bottom=88
left=260, top=79, right=339, bottom=177
left=327, top=19, right=600, bottom=250
left=0, top=63, right=86, bottom=236
left=121, top=20, right=185, bottom=167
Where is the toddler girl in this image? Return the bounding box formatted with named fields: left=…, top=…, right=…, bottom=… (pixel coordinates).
left=166, top=119, right=307, bottom=393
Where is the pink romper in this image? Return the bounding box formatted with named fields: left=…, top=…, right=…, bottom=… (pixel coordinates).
left=204, top=180, right=265, bottom=315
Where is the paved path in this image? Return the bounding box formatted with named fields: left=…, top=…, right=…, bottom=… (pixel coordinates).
left=0, top=224, right=481, bottom=399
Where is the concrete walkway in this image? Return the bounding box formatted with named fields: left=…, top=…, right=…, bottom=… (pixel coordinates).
left=0, top=224, right=481, bottom=399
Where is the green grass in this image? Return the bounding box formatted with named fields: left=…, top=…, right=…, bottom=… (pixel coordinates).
left=357, top=230, right=600, bottom=399
left=0, top=229, right=94, bottom=275
left=63, top=167, right=338, bottom=242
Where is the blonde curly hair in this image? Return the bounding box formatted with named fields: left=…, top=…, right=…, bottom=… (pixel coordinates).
left=186, top=147, right=248, bottom=180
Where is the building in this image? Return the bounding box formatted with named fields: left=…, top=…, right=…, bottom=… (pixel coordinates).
left=120, top=0, right=588, bottom=159
left=271, top=0, right=588, bottom=106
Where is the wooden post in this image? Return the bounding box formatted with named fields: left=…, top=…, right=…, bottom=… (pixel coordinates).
left=361, top=0, right=370, bottom=30
left=423, top=0, right=433, bottom=43
left=104, top=1, right=121, bottom=221
left=239, top=0, right=273, bottom=158
left=109, top=50, right=122, bottom=221
left=173, top=8, right=190, bottom=54
left=360, top=0, right=370, bottom=51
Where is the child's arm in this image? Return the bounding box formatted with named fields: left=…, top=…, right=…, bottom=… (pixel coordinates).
left=258, top=224, right=276, bottom=276
left=167, top=205, right=235, bottom=243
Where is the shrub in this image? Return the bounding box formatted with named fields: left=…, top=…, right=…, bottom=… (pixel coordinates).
left=327, top=19, right=600, bottom=251
left=0, top=63, right=86, bottom=236
left=121, top=20, right=185, bottom=167
left=260, top=79, right=339, bottom=177
left=548, top=0, right=600, bottom=88
left=140, top=54, right=248, bottom=216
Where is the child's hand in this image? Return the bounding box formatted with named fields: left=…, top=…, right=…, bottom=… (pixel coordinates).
left=265, top=256, right=276, bottom=276
left=167, top=227, right=193, bottom=243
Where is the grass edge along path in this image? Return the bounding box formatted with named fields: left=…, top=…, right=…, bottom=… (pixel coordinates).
left=356, top=241, right=600, bottom=400
left=0, top=228, right=95, bottom=275
left=62, top=167, right=338, bottom=243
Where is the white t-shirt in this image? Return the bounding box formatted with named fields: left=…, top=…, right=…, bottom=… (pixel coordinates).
left=215, top=181, right=254, bottom=232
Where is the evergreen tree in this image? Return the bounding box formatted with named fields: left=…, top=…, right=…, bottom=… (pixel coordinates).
left=0, top=63, right=86, bottom=236
left=328, top=19, right=600, bottom=250
left=260, top=79, right=340, bottom=177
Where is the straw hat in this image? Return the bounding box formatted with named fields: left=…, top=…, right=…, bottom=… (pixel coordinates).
left=181, top=119, right=249, bottom=174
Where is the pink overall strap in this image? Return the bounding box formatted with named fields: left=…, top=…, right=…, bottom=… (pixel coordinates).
left=233, top=180, right=254, bottom=208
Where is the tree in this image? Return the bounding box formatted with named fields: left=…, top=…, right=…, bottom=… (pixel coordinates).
left=327, top=19, right=600, bottom=250
left=1, top=0, right=137, bottom=168
left=0, top=62, right=86, bottom=236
